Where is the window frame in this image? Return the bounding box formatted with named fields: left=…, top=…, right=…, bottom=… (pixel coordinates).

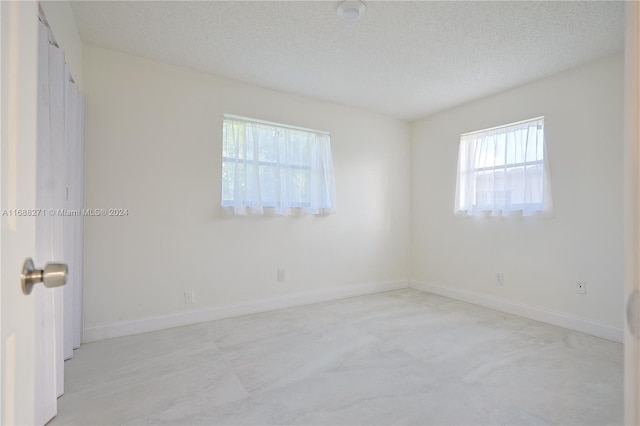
left=221, top=115, right=335, bottom=213
left=221, top=156, right=313, bottom=209
left=455, top=116, right=548, bottom=216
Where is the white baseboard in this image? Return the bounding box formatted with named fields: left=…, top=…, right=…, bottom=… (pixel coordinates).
left=410, top=280, right=623, bottom=343
left=83, top=280, right=409, bottom=343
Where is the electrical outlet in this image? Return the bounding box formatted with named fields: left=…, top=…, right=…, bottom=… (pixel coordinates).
left=576, top=281, right=587, bottom=295
left=495, top=272, right=504, bottom=286
left=277, top=269, right=287, bottom=283
left=184, top=290, right=195, bottom=304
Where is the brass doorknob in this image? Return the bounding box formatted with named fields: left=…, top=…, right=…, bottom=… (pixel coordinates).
left=21, top=257, right=67, bottom=295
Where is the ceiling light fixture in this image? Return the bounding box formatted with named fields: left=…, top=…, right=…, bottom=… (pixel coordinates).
left=337, top=0, right=365, bottom=21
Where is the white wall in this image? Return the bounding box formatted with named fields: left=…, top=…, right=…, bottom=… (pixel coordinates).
left=40, top=1, right=82, bottom=87
left=411, top=55, right=624, bottom=330
left=82, top=46, right=410, bottom=333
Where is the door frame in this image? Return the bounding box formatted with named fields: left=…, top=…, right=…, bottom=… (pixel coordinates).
left=625, top=1, right=640, bottom=424
left=1, top=1, right=58, bottom=424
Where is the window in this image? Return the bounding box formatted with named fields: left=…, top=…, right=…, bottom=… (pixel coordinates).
left=222, top=115, right=336, bottom=215
left=454, top=117, right=552, bottom=216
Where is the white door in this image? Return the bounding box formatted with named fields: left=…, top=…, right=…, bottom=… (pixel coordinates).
left=626, top=2, right=640, bottom=425
left=1, top=2, right=59, bottom=424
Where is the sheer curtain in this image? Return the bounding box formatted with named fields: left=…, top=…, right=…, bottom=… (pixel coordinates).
left=455, top=117, right=552, bottom=217
left=222, top=117, right=336, bottom=216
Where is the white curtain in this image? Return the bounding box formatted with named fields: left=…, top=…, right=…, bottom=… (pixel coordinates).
left=222, top=117, right=336, bottom=216
left=455, top=117, right=552, bottom=217
left=37, top=18, right=86, bottom=396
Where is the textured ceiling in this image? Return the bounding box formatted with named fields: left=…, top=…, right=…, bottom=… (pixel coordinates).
left=71, top=1, right=625, bottom=120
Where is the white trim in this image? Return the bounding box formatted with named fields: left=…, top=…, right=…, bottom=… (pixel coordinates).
left=460, top=116, right=544, bottom=137
left=624, top=2, right=640, bottom=423
left=223, top=114, right=330, bottom=136
left=409, top=280, right=623, bottom=343
left=83, top=281, right=409, bottom=342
